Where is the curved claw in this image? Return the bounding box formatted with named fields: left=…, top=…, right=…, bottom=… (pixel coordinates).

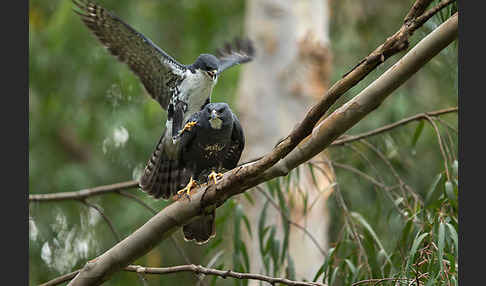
left=208, top=171, right=224, bottom=185
left=176, top=177, right=198, bottom=200
left=178, top=121, right=197, bottom=135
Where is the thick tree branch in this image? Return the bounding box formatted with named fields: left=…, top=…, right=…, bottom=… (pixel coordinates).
left=65, top=12, right=457, bottom=286
left=264, top=13, right=458, bottom=181
left=218, top=0, right=456, bottom=193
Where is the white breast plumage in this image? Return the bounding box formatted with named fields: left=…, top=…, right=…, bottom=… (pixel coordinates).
left=179, top=70, right=216, bottom=123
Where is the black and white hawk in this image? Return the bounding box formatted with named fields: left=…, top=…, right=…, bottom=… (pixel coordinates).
left=145, top=102, right=245, bottom=244
left=73, top=0, right=251, bottom=243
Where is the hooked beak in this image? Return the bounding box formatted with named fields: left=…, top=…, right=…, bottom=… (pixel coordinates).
left=206, top=69, right=218, bottom=81
left=210, top=109, right=219, bottom=120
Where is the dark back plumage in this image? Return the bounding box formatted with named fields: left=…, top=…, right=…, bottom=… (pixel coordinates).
left=139, top=103, right=244, bottom=244
left=140, top=103, right=244, bottom=199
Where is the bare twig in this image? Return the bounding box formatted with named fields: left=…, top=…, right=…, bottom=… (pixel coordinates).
left=256, top=186, right=328, bottom=257
left=29, top=180, right=138, bottom=202
left=41, top=264, right=327, bottom=286
left=81, top=200, right=120, bottom=243
left=331, top=107, right=457, bottom=146
left=424, top=115, right=451, bottom=181
left=116, top=190, right=157, bottom=215
left=351, top=277, right=410, bottom=286
left=124, top=264, right=327, bottom=286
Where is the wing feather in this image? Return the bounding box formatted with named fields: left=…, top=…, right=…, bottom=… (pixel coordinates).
left=72, top=0, right=186, bottom=110
left=215, top=38, right=255, bottom=75
left=223, top=113, right=245, bottom=170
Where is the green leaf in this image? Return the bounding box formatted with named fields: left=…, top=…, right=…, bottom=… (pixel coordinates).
left=243, top=192, right=254, bottom=206
left=206, top=250, right=224, bottom=269
left=258, top=201, right=270, bottom=257
left=452, top=160, right=458, bottom=178
left=313, top=247, right=336, bottom=282
left=241, top=213, right=253, bottom=239
left=437, top=222, right=445, bottom=277
left=446, top=223, right=458, bottom=256
left=286, top=255, right=296, bottom=280
left=425, top=173, right=443, bottom=206
left=411, top=120, right=425, bottom=148
left=239, top=241, right=250, bottom=273
left=406, top=232, right=429, bottom=273
left=344, top=259, right=358, bottom=281
left=445, top=181, right=456, bottom=204
left=329, top=266, right=339, bottom=285
left=351, top=212, right=392, bottom=265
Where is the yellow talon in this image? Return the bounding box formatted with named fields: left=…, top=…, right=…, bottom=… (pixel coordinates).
left=208, top=171, right=223, bottom=185
left=177, top=177, right=198, bottom=200
left=179, top=121, right=197, bottom=135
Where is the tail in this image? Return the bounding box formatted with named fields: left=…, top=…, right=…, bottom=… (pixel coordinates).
left=182, top=210, right=216, bottom=244
left=139, top=132, right=189, bottom=199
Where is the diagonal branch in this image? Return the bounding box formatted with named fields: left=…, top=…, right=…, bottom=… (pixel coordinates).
left=55, top=8, right=458, bottom=286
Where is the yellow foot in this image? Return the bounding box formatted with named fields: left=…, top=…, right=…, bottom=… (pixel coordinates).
left=208, top=171, right=224, bottom=185
left=176, top=177, right=198, bottom=200
left=179, top=121, right=197, bottom=135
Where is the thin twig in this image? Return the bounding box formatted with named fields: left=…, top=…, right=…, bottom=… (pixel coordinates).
left=81, top=200, right=120, bottom=243
left=125, top=264, right=326, bottom=286
left=331, top=107, right=457, bottom=146
left=40, top=264, right=327, bottom=286
left=256, top=186, right=328, bottom=257
left=330, top=167, right=372, bottom=276
left=29, top=180, right=138, bottom=202
left=424, top=115, right=451, bottom=181
left=116, top=190, right=157, bottom=215
left=435, top=117, right=457, bottom=133
left=351, top=277, right=410, bottom=286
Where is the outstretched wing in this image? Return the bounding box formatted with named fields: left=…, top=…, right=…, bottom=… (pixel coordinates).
left=73, top=0, right=186, bottom=110
left=223, top=113, right=245, bottom=170
left=215, top=38, right=255, bottom=75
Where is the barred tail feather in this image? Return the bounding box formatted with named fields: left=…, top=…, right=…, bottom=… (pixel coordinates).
left=139, top=134, right=188, bottom=199
left=182, top=211, right=216, bottom=245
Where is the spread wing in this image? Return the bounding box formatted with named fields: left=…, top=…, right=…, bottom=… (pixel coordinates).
left=73, top=0, right=187, bottom=110
left=223, top=113, right=245, bottom=170
left=215, top=38, right=255, bottom=75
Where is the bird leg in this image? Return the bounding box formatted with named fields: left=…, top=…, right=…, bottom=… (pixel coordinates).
left=178, top=121, right=197, bottom=135
left=208, top=171, right=224, bottom=185
left=176, top=177, right=198, bottom=200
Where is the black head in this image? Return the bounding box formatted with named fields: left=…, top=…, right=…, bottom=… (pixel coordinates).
left=191, top=54, right=220, bottom=80
left=203, top=102, right=232, bottom=130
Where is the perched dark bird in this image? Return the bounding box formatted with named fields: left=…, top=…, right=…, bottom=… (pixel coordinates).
left=142, top=102, right=245, bottom=244
left=72, top=0, right=254, bottom=194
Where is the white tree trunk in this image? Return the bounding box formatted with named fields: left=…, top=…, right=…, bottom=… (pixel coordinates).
left=236, top=0, right=333, bottom=281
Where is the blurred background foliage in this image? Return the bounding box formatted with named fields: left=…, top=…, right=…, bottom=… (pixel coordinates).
left=29, top=0, right=457, bottom=285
